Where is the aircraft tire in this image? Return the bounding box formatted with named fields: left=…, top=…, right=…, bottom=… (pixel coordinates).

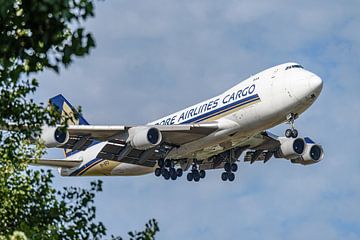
left=199, top=170, right=206, bottom=179
left=187, top=172, right=193, bottom=181
left=169, top=167, right=176, bottom=176
left=163, top=171, right=170, bottom=180
left=224, top=162, right=231, bottom=172
left=176, top=168, right=183, bottom=177
left=231, top=163, right=238, bottom=172
left=194, top=173, right=200, bottom=182
left=292, top=129, right=298, bottom=138
left=170, top=173, right=177, bottom=180
left=228, top=172, right=235, bottom=182
left=221, top=172, right=228, bottom=181
left=154, top=168, right=162, bottom=177
left=285, top=129, right=293, bottom=138
left=161, top=168, right=168, bottom=176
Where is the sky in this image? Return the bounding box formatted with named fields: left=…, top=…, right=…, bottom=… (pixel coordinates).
left=36, top=1, right=360, bottom=239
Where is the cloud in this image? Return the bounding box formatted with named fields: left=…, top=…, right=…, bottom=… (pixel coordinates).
left=37, top=0, right=360, bottom=239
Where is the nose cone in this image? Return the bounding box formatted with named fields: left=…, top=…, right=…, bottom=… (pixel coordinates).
left=308, top=75, right=323, bottom=96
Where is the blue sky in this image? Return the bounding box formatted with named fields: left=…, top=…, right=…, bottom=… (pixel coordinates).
left=36, top=1, right=360, bottom=239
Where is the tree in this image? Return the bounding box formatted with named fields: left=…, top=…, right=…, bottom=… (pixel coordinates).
left=0, top=1, right=159, bottom=239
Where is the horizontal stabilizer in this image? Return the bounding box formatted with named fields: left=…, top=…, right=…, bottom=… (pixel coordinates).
left=31, top=159, right=82, bottom=168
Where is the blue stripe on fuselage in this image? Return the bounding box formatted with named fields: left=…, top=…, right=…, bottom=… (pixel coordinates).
left=182, top=94, right=260, bottom=124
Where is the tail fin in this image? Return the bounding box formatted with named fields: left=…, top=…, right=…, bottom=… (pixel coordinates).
left=49, top=94, right=90, bottom=157
left=49, top=94, right=90, bottom=126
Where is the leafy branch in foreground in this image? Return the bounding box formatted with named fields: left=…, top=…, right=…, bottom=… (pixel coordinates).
left=0, top=1, right=159, bottom=239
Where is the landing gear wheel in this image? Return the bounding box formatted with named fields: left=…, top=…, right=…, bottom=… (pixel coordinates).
left=161, top=168, right=168, bottom=176
left=228, top=172, right=235, bottom=182
left=169, top=168, right=176, bottom=176
left=187, top=172, right=193, bottom=181
left=176, top=168, right=183, bottom=177
left=199, top=170, right=206, bottom=179
left=170, top=173, right=177, bottom=180
left=193, top=172, right=200, bottom=182
left=292, top=129, right=298, bottom=138
left=231, top=163, right=238, bottom=172
left=163, top=170, right=170, bottom=180
left=285, top=129, right=293, bottom=138
left=170, top=168, right=177, bottom=180
left=224, top=162, right=231, bottom=172
left=154, top=168, right=161, bottom=177
left=221, top=172, right=228, bottom=181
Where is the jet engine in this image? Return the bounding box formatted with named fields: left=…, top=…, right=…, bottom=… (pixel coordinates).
left=40, top=126, right=69, bottom=148
left=275, top=137, right=306, bottom=159
left=128, top=127, right=162, bottom=150
left=291, top=142, right=324, bottom=165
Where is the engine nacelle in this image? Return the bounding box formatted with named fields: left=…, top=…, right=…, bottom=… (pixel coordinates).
left=40, top=126, right=69, bottom=148
left=291, top=142, right=324, bottom=165
left=275, top=137, right=306, bottom=159
left=128, top=127, right=162, bottom=150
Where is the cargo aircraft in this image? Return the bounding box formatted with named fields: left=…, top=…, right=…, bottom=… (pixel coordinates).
left=29, top=62, right=324, bottom=182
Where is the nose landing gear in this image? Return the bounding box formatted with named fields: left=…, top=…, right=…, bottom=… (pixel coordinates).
left=285, top=113, right=299, bottom=138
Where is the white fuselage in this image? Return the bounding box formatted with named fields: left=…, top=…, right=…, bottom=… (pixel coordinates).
left=61, top=62, right=323, bottom=176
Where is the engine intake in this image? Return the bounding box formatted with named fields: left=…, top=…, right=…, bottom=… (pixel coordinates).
left=291, top=143, right=324, bottom=165
left=40, top=126, right=69, bottom=148
left=129, top=127, right=162, bottom=150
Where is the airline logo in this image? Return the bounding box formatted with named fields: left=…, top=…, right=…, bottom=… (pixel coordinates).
left=155, top=84, right=258, bottom=125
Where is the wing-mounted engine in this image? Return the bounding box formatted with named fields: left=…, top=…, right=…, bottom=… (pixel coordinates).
left=274, top=137, right=324, bottom=165
left=290, top=137, right=324, bottom=165
left=128, top=127, right=162, bottom=150
left=40, top=126, right=69, bottom=148
left=274, top=137, right=306, bottom=159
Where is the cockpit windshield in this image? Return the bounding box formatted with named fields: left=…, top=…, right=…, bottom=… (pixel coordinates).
left=285, top=65, right=304, bottom=70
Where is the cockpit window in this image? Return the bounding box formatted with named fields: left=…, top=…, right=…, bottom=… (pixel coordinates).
left=285, top=65, right=304, bottom=70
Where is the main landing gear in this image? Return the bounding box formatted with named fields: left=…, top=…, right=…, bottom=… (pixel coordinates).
left=221, top=162, right=238, bottom=182
left=285, top=113, right=299, bottom=138
left=186, top=163, right=206, bottom=182
left=154, top=159, right=183, bottom=181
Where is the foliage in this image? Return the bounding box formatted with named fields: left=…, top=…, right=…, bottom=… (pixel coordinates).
left=0, top=170, right=106, bottom=239
left=127, top=219, right=159, bottom=240
left=0, top=0, right=96, bottom=171
left=0, top=1, right=159, bottom=239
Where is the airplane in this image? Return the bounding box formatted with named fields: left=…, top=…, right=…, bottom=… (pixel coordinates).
left=31, top=62, right=324, bottom=182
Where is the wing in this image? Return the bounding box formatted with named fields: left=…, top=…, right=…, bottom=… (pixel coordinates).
left=63, top=122, right=218, bottom=150
left=61, top=123, right=219, bottom=167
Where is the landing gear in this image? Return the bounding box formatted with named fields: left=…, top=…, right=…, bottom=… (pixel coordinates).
left=221, top=162, right=238, bottom=182
left=186, top=163, right=206, bottom=182
left=285, top=113, right=299, bottom=138
left=285, top=128, right=298, bottom=138
left=155, top=159, right=183, bottom=181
